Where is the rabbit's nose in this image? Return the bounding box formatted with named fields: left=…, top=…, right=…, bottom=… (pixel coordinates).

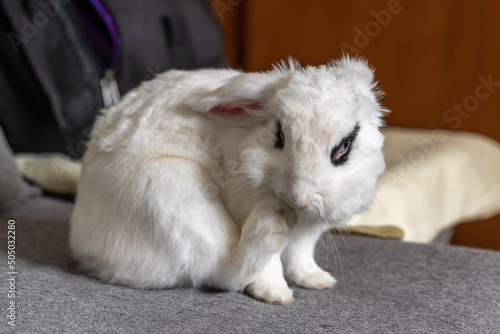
left=283, top=191, right=308, bottom=209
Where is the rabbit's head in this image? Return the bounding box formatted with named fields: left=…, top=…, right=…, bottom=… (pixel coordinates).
left=189, top=57, right=387, bottom=226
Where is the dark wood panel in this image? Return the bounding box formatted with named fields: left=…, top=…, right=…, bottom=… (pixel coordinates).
left=207, top=0, right=246, bottom=68
left=452, top=215, right=500, bottom=251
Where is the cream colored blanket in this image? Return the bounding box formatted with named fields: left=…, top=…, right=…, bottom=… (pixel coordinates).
left=15, top=127, right=500, bottom=243
left=349, top=127, right=500, bottom=242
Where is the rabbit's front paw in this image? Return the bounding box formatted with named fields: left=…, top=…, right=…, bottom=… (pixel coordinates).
left=245, top=278, right=293, bottom=305
left=244, top=254, right=293, bottom=305
left=286, top=260, right=336, bottom=290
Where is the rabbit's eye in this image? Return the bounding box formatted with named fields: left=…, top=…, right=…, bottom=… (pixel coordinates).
left=330, top=124, right=360, bottom=166
left=275, top=120, right=285, bottom=150
left=332, top=139, right=350, bottom=162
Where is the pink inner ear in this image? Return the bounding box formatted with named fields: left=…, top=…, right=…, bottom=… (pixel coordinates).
left=208, top=102, right=262, bottom=116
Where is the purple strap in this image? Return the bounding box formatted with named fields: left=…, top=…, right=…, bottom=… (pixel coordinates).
left=75, top=0, right=121, bottom=69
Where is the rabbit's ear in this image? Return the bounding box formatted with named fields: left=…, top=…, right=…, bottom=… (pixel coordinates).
left=329, top=56, right=376, bottom=92
left=206, top=101, right=263, bottom=117
left=187, top=73, right=284, bottom=125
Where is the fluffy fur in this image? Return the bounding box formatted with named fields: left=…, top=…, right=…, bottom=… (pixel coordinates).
left=70, top=57, right=387, bottom=304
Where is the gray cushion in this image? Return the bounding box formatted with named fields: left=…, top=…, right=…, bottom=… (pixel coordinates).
left=1, top=194, right=499, bottom=333
left=0, top=128, right=40, bottom=213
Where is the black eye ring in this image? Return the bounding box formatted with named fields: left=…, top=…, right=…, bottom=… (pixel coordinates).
left=330, top=124, right=360, bottom=166
left=275, top=120, right=285, bottom=150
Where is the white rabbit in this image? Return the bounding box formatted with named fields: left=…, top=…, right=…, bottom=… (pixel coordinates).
left=70, top=56, right=387, bottom=304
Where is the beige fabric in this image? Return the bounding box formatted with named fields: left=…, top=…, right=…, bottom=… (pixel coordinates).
left=348, top=127, right=500, bottom=243
left=14, top=127, right=500, bottom=243
left=14, top=153, right=81, bottom=194
left=331, top=225, right=404, bottom=240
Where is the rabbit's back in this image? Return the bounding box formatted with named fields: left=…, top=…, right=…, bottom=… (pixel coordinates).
left=70, top=68, right=245, bottom=288
left=89, top=68, right=243, bottom=154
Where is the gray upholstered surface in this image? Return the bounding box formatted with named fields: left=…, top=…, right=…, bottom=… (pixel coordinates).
left=1, top=196, right=500, bottom=334
left=0, top=129, right=40, bottom=212
left=1, top=128, right=500, bottom=333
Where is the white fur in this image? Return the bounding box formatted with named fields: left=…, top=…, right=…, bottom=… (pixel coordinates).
left=70, top=57, right=387, bottom=304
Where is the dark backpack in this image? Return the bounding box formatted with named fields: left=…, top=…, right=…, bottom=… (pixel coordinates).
left=0, top=0, right=226, bottom=157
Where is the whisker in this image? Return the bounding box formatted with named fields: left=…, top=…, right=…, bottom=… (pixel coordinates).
left=325, top=222, right=346, bottom=293
left=338, top=226, right=349, bottom=248
left=245, top=185, right=273, bottom=200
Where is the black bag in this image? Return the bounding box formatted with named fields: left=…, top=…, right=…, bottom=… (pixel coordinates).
left=0, top=0, right=226, bottom=157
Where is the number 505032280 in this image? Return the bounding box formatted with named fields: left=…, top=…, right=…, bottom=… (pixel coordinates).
left=7, top=220, right=15, bottom=268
